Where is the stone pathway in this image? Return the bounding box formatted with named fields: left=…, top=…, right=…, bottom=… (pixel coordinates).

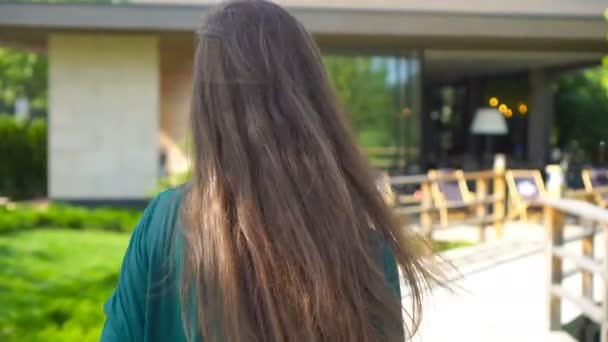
left=402, top=222, right=605, bottom=342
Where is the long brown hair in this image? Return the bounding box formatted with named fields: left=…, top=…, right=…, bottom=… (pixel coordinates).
left=181, top=1, right=439, bottom=341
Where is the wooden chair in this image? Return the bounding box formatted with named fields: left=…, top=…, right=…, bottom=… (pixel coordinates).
left=581, top=168, right=608, bottom=208
left=428, top=169, right=474, bottom=227
left=506, top=170, right=546, bottom=221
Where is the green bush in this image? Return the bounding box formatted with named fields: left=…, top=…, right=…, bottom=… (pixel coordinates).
left=0, top=205, right=38, bottom=233
left=0, top=204, right=141, bottom=234
left=0, top=115, right=47, bottom=200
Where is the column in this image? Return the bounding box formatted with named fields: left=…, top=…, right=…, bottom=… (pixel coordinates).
left=528, top=69, right=555, bottom=169
left=48, top=34, right=159, bottom=201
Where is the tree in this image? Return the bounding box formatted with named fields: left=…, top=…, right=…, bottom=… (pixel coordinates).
left=0, top=47, right=48, bottom=113
left=554, top=66, right=608, bottom=160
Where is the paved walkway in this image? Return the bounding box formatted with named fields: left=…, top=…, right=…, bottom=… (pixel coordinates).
left=404, top=222, right=605, bottom=342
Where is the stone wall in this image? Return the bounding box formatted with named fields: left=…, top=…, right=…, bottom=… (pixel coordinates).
left=48, top=33, right=159, bottom=199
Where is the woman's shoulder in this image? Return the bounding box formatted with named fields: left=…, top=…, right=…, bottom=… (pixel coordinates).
left=101, top=186, right=187, bottom=341
left=138, top=185, right=187, bottom=257
left=149, top=186, right=186, bottom=218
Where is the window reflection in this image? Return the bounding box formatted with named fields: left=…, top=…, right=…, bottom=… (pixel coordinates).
left=323, top=52, right=421, bottom=174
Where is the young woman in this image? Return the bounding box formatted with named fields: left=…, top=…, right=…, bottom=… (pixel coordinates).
left=101, top=1, right=438, bottom=341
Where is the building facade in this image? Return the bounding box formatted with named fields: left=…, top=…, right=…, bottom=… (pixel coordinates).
left=0, top=0, right=606, bottom=202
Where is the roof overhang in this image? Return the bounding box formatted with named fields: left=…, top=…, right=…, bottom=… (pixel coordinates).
left=0, top=2, right=606, bottom=52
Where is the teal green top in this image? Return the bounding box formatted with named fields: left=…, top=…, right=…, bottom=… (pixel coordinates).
left=101, top=187, right=401, bottom=341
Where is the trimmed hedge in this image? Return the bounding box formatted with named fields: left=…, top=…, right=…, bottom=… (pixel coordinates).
left=0, top=115, right=47, bottom=200
left=0, top=204, right=142, bottom=234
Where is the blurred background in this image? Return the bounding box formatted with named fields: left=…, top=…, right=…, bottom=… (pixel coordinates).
left=0, top=0, right=607, bottom=341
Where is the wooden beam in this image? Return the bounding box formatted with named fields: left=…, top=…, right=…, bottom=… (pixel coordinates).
left=476, top=178, right=488, bottom=242
left=563, top=227, right=597, bottom=244
left=493, top=161, right=506, bottom=239
left=602, top=229, right=608, bottom=342
left=540, top=198, right=608, bottom=224
left=551, top=285, right=603, bottom=324
left=581, top=220, right=595, bottom=301
left=546, top=206, right=565, bottom=331
left=420, top=182, right=433, bottom=240
left=552, top=246, right=604, bottom=278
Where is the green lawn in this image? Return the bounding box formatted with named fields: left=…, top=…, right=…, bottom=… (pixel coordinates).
left=433, top=240, right=474, bottom=252
left=0, top=228, right=471, bottom=341
left=0, top=229, right=129, bottom=342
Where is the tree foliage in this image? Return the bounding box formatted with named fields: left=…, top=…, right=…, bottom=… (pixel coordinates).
left=323, top=56, right=397, bottom=147
left=553, top=11, right=608, bottom=161
left=0, top=48, right=47, bottom=112
left=0, top=115, right=47, bottom=199
left=555, top=65, right=608, bottom=159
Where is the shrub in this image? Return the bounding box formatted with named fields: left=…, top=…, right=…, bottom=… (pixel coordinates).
left=0, top=204, right=141, bottom=234
left=0, top=205, right=38, bottom=233
left=0, top=115, right=47, bottom=200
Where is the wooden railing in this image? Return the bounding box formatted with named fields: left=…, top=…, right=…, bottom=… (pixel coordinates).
left=362, top=146, right=419, bottom=170
left=543, top=198, right=608, bottom=342
left=566, top=187, right=608, bottom=204
left=389, top=161, right=608, bottom=244
left=389, top=163, right=507, bottom=242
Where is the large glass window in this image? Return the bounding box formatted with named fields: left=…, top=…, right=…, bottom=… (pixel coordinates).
left=323, top=52, right=421, bottom=173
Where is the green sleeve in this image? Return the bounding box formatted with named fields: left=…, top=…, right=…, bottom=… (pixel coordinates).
left=382, top=243, right=401, bottom=298
left=100, top=196, right=160, bottom=341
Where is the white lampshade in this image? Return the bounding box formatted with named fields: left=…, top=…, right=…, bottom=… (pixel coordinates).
left=470, top=107, right=508, bottom=135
